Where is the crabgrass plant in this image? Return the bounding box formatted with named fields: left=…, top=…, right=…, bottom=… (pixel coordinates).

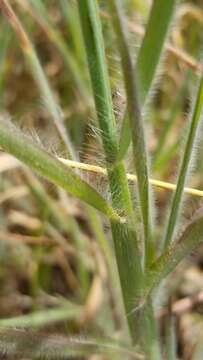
left=0, top=0, right=203, bottom=358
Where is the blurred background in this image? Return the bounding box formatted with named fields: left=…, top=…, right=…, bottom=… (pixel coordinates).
left=0, top=0, right=203, bottom=358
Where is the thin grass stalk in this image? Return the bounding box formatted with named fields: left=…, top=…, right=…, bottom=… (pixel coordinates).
left=77, top=0, right=143, bottom=341
left=118, top=0, right=177, bottom=160
left=59, top=0, right=86, bottom=66
left=59, top=158, right=203, bottom=198
left=107, top=0, right=154, bottom=265
left=87, top=207, right=115, bottom=274
left=165, top=313, right=177, bottom=360
left=4, top=153, right=203, bottom=198
left=0, top=118, right=120, bottom=222
left=87, top=206, right=126, bottom=331
left=16, top=0, right=89, bottom=104
left=0, top=0, right=74, bottom=157
left=153, top=74, right=189, bottom=167
left=164, top=74, right=203, bottom=249
left=0, top=305, right=82, bottom=328
left=135, top=0, right=177, bottom=104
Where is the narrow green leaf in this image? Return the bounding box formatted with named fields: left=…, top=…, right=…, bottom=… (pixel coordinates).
left=136, top=0, right=177, bottom=104
left=107, top=0, right=154, bottom=265
left=0, top=305, right=81, bottom=328
left=0, top=118, right=121, bottom=222
left=87, top=206, right=126, bottom=331
left=118, top=0, right=178, bottom=160
left=164, top=75, right=203, bottom=249
left=77, top=0, right=118, bottom=165
left=146, top=207, right=203, bottom=296
left=59, top=0, right=86, bottom=65
left=25, top=47, right=75, bottom=157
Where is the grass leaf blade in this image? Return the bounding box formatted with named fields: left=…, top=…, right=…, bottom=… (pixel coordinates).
left=146, top=207, right=203, bottom=296
left=0, top=118, right=120, bottom=221
left=136, top=0, right=177, bottom=105
left=107, top=0, right=154, bottom=264
left=118, top=0, right=177, bottom=160
left=164, top=75, right=203, bottom=249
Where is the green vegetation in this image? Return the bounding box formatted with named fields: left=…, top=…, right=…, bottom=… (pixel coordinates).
left=0, top=0, right=202, bottom=358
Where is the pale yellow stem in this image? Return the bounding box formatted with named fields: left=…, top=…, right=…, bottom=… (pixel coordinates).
left=59, top=158, right=203, bottom=198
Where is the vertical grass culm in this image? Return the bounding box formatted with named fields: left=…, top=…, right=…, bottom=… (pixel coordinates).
left=77, top=0, right=144, bottom=342
left=0, top=0, right=202, bottom=359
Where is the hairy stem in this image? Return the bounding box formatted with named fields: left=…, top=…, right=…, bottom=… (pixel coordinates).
left=77, top=0, right=143, bottom=342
